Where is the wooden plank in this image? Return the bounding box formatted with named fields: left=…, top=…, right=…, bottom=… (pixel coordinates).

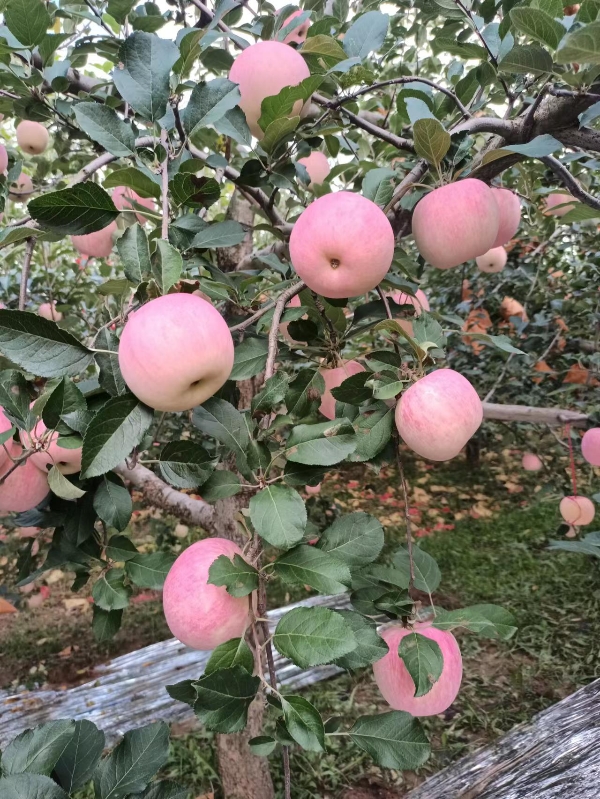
left=408, top=676, right=600, bottom=799
left=0, top=594, right=348, bottom=747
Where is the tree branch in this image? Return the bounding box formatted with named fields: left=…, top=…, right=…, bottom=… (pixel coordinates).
left=482, top=403, right=589, bottom=427
left=540, top=155, right=600, bottom=211
left=264, top=282, right=305, bottom=380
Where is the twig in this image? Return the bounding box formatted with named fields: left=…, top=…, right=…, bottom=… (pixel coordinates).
left=18, top=237, right=37, bottom=311
left=160, top=129, right=170, bottom=240
left=537, top=329, right=562, bottom=365
left=376, top=286, right=401, bottom=357
left=188, top=0, right=248, bottom=48
left=264, top=282, right=305, bottom=380
left=540, top=155, right=600, bottom=211
left=383, top=160, right=429, bottom=215
left=0, top=450, right=33, bottom=486
left=394, top=434, right=415, bottom=593
left=483, top=353, right=515, bottom=402
left=230, top=302, right=276, bottom=333
left=82, top=0, right=116, bottom=36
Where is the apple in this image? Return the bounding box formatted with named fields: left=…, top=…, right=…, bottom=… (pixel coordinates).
left=544, top=193, right=577, bottom=217
left=0, top=406, right=18, bottom=470
left=318, top=361, right=366, bottom=420
left=297, top=151, right=330, bottom=187
left=412, top=179, right=499, bottom=269
left=71, top=222, right=118, bottom=258
left=305, top=483, right=321, bottom=496
left=522, top=452, right=543, bottom=471
left=112, top=186, right=155, bottom=224
left=395, top=369, right=483, bottom=461
left=16, top=120, right=49, bottom=155
left=228, top=41, right=311, bottom=139
left=0, top=450, right=50, bottom=513
left=38, top=302, right=63, bottom=322
left=118, top=293, right=235, bottom=412
left=491, top=188, right=521, bottom=248
left=476, top=246, right=507, bottom=274
left=280, top=8, right=311, bottom=44
left=162, top=537, right=252, bottom=650
left=560, top=495, right=595, bottom=526
left=373, top=622, right=463, bottom=716
left=21, top=420, right=82, bottom=475
left=289, top=192, right=395, bottom=298
left=388, top=288, right=429, bottom=336
left=0, top=144, right=8, bottom=174
left=582, top=428, right=600, bottom=467
left=9, top=173, right=33, bottom=202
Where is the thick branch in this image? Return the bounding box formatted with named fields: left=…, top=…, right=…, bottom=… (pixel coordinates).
left=541, top=155, right=600, bottom=211
left=264, top=281, right=305, bottom=380
left=115, top=462, right=215, bottom=527
left=482, top=403, right=589, bottom=427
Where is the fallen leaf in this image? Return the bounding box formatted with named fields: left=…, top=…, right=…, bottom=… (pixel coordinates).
left=0, top=597, right=17, bottom=614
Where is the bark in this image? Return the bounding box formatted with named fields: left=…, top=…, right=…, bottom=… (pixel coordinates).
left=482, top=402, right=589, bottom=427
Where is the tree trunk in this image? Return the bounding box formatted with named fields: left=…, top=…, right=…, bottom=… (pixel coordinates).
left=213, top=191, right=275, bottom=799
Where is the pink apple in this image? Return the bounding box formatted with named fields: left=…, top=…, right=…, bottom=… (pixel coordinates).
left=118, top=293, right=235, bottom=412
left=305, top=483, right=321, bottom=495
left=229, top=41, right=311, bottom=139
left=0, top=144, right=8, bottom=174
left=476, top=246, right=507, bottom=274
left=71, top=222, right=117, bottom=258
left=298, top=151, right=330, bottom=187
left=280, top=9, right=311, bottom=44
left=112, top=186, right=155, bottom=224
left=290, top=192, right=395, bottom=298
left=318, top=360, right=366, bottom=420
left=522, top=452, right=543, bottom=471
left=491, top=188, right=521, bottom=247
left=412, top=179, right=500, bottom=269
left=373, top=622, right=462, bottom=716
left=21, top=421, right=82, bottom=475
left=9, top=172, right=33, bottom=201
left=0, top=450, right=49, bottom=513
left=0, top=406, right=18, bottom=471
left=582, top=428, right=600, bottom=466
left=162, top=537, right=252, bottom=650
left=38, top=302, right=63, bottom=322
left=16, top=120, right=49, bottom=155
left=544, top=193, right=577, bottom=217
left=560, top=495, right=595, bottom=526
left=395, top=369, right=483, bottom=461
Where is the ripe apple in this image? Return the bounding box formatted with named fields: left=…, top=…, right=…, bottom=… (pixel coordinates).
left=289, top=192, right=395, bottom=298
left=318, top=360, right=366, bottom=420
left=522, top=452, right=543, bottom=471
left=395, top=369, right=483, bottom=461
left=119, top=293, right=235, bottom=412
left=544, top=193, right=577, bottom=217
left=38, top=302, right=63, bottom=322
left=71, top=222, right=117, bottom=259
left=297, top=151, right=330, bottom=187
left=0, top=450, right=50, bottom=513
left=112, top=186, right=155, bottom=224
left=9, top=172, right=33, bottom=202
left=0, top=144, right=8, bottom=174
left=582, top=428, right=600, bottom=466
left=280, top=8, right=311, bottom=44
left=412, top=179, right=499, bottom=269
left=228, top=41, right=311, bottom=139
left=388, top=288, right=429, bottom=336
left=476, top=246, right=507, bottom=274
left=21, top=421, right=82, bottom=475
left=305, top=483, right=321, bottom=496
left=491, top=188, right=521, bottom=247
left=560, top=495, right=595, bottom=526
left=162, top=537, right=252, bottom=650
left=373, top=623, right=463, bottom=716
left=16, top=120, right=49, bottom=155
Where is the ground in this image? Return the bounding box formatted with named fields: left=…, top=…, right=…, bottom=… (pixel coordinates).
left=1, top=437, right=599, bottom=798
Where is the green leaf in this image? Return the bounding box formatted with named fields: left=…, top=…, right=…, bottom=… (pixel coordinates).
left=138, top=783, right=190, bottom=799
left=413, top=118, right=451, bottom=167
left=281, top=696, right=325, bottom=752
left=0, top=774, right=68, bottom=799
left=112, top=32, right=180, bottom=121
left=165, top=680, right=197, bottom=707
left=503, top=133, right=562, bottom=156
left=192, top=398, right=249, bottom=461
left=349, top=711, right=430, bottom=769
left=93, top=721, right=170, bottom=799
left=158, top=440, right=214, bottom=489
left=104, top=167, right=161, bottom=199
left=393, top=546, right=441, bottom=594
left=92, top=568, right=131, bottom=611
left=126, top=552, right=176, bottom=590
left=362, top=167, right=396, bottom=207
left=199, top=469, right=241, bottom=501
left=258, top=76, right=324, bottom=132
left=94, top=475, right=133, bottom=532
left=28, top=184, right=119, bottom=235
left=74, top=103, right=136, bottom=157
left=96, top=329, right=127, bottom=398
left=0, top=370, right=33, bottom=427
left=285, top=368, right=325, bottom=418
left=81, top=394, right=154, bottom=479
left=108, top=0, right=136, bottom=24
left=183, top=78, right=241, bottom=137
left=509, top=7, right=565, bottom=50
left=460, top=332, right=525, bottom=355
left=251, top=372, right=289, bottom=414
left=330, top=372, right=372, bottom=405
left=342, top=10, right=389, bottom=59
left=285, top=419, right=357, bottom=466
left=432, top=604, right=517, bottom=640
left=170, top=174, right=220, bottom=209
left=117, top=224, right=152, bottom=283
left=561, top=203, right=600, bottom=223
left=230, top=337, right=269, bottom=381
left=274, top=544, right=351, bottom=594
left=499, top=43, right=554, bottom=74
left=208, top=553, right=259, bottom=597
left=106, top=534, right=139, bottom=561
left=333, top=610, right=389, bottom=670
left=151, top=239, right=182, bottom=294
left=42, top=377, right=87, bottom=432
left=318, top=512, right=384, bottom=567
left=5, top=0, right=51, bottom=47
left=301, top=34, right=347, bottom=62
left=556, top=21, right=600, bottom=63
left=273, top=606, right=357, bottom=668
left=48, top=467, right=86, bottom=500
left=0, top=310, right=93, bottom=378
left=204, top=637, right=254, bottom=676
left=92, top=606, right=123, bottom=641
left=260, top=116, right=300, bottom=154
left=54, top=720, right=105, bottom=794
left=399, top=632, right=444, bottom=697
left=189, top=221, right=246, bottom=249
left=248, top=736, right=277, bottom=756
left=2, top=720, right=76, bottom=776
left=193, top=666, right=260, bottom=733
left=351, top=405, right=394, bottom=462
left=249, top=485, right=307, bottom=549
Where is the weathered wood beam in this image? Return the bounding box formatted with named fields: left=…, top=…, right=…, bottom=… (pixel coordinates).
left=482, top=402, right=589, bottom=427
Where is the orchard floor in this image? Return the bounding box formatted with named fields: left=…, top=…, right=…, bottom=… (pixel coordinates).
left=1, top=442, right=600, bottom=798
